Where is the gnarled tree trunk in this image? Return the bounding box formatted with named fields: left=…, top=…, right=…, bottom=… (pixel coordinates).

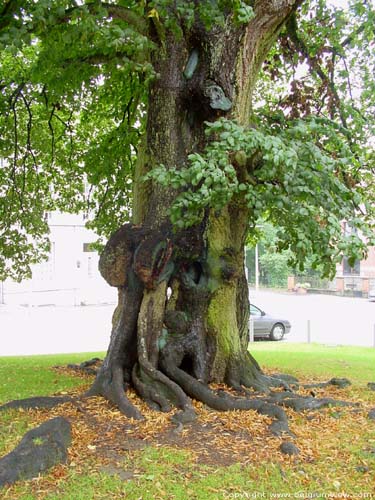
left=88, top=1, right=299, bottom=421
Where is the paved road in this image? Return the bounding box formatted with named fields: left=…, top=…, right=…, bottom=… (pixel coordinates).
left=0, top=303, right=115, bottom=356
left=1, top=290, right=375, bottom=356
left=250, top=289, right=375, bottom=347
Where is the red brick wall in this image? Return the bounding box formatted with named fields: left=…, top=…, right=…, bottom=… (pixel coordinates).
left=360, top=247, right=375, bottom=278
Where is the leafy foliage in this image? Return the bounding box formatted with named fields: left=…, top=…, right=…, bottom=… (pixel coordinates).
left=146, top=0, right=254, bottom=34
left=150, top=117, right=374, bottom=277
left=0, top=0, right=374, bottom=280
left=0, top=0, right=153, bottom=279
left=246, top=223, right=293, bottom=288
left=246, top=223, right=328, bottom=288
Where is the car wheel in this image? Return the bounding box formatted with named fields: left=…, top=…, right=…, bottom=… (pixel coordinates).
left=270, top=323, right=285, bottom=341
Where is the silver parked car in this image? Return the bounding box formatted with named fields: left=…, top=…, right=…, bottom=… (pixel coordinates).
left=368, top=288, right=375, bottom=302
left=250, top=304, right=291, bottom=341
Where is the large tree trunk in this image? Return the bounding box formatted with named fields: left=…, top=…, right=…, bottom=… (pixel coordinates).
left=88, top=2, right=299, bottom=421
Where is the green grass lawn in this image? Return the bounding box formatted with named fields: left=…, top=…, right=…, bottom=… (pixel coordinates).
left=250, top=342, right=375, bottom=384
left=0, top=352, right=103, bottom=404
left=0, top=344, right=374, bottom=500
left=1, top=344, right=373, bottom=405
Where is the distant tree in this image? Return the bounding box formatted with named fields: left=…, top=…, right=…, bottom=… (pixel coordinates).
left=259, top=251, right=291, bottom=289
left=0, top=1, right=374, bottom=420
left=246, top=223, right=293, bottom=287
left=246, top=223, right=329, bottom=288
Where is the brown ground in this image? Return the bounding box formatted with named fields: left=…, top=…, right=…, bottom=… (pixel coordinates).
left=40, top=366, right=374, bottom=469
left=2, top=365, right=374, bottom=496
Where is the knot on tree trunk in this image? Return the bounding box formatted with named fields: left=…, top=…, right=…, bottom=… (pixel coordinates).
left=164, top=310, right=190, bottom=335
left=134, top=234, right=173, bottom=290
left=99, top=222, right=173, bottom=290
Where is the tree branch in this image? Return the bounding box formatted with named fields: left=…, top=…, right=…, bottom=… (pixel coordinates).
left=0, top=0, right=22, bottom=31
left=101, top=3, right=148, bottom=34
left=60, top=51, right=144, bottom=69
left=340, top=20, right=375, bottom=50
left=48, top=105, right=56, bottom=166
left=1, top=1, right=149, bottom=42
left=285, top=13, right=348, bottom=128
left=61, top=2, right=148, bottom=36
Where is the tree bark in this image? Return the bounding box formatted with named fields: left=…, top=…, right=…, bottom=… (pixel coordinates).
left=88, top=1, right=300, bottom=420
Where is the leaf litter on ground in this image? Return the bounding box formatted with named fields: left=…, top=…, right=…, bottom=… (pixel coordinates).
left=1, top=365, right=374, bottom=499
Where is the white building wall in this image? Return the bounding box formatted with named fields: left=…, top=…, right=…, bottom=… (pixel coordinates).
left=3, top=212, right=117, bottom=306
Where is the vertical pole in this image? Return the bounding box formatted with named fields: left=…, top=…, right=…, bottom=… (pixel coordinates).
left=255, top=243, right=259, bottom=291
left=373, top=324, right=375, bottom=348
left=249, top=317, right=254, bottom=344
left=307, top=319, right=311, bottom=344
left=244, top=248, right=248, bottom=281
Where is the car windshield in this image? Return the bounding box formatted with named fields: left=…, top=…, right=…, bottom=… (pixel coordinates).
left=250, top=304, right=262, bottom=316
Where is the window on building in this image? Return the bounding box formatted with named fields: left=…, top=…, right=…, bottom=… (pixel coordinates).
left=83, top=243, right=95, bottom=252
left=343, top=257, right=360, bottom=276
left=87, top=256, right=93, bottom=278
left=35, top=242, right=55, bottom=280
left=342, top=223, right=360, bottom=275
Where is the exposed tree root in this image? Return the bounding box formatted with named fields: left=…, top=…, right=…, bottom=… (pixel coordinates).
left=0, top=396, right=74, bottom=412
left=56, top=223, right=358, bottom=433
left=302, top=378, right=351, bottom=390
left=62, top=354, right=356, bottom=424
left=86, top=364, right=143, bottom=420
left=131, top=364, right=171, bottom=412
left=1, top=352, right=356, bottom=448
left=225, top=353, right=295, bottom=394
left=0, top=417, right=71, bottom=488
left=135, top=284, right=197, bottom=423
left=262, top=390, right=356, bottom=411
left=160, top=359, right=292, bottom=434
left=85, top=277, right=144, bottom=421
left=66, top=358, right=102, bottom=376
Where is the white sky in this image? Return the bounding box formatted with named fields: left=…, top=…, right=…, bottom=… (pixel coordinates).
left=328, top=0, right=348, bottom=7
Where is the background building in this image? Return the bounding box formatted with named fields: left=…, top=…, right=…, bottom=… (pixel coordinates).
left=1, top=212, right=116, bottom=306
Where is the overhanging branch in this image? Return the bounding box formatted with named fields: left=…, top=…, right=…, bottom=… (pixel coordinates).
left=61, top=2, right=148, bottom=36
left=0, top=0, right=22, bottom=31
left=285, top=12, right=348, bottom=128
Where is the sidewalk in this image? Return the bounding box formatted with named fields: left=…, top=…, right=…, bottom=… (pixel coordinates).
left=1, top=289, right=375, bottom=356
left=250, top=289, right=375, bottom=348
left=0, top=303, right=115, bottom=356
